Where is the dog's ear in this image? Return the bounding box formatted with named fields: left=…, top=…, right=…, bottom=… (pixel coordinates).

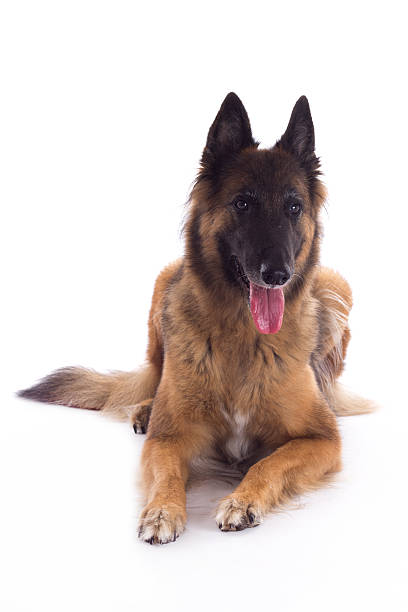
left=280, top=96, right=315, bottom=162
left=201, top=93, right=255, bottom=170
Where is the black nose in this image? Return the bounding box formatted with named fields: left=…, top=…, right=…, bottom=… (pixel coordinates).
left=261, top=267, right=290, bottom=286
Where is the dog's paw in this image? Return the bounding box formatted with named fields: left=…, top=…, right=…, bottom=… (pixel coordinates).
left=127, top=400, right=153, bottom=434
left=215, top=495, right=263, bottom=532
left=138, top=504, right=186, bottom=545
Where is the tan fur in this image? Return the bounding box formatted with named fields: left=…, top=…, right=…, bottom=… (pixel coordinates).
left=134, top=257, right=350, bottom=541
left=19, top=99, right=374, bottom=545
left=20, top=230, right=372, bottom=544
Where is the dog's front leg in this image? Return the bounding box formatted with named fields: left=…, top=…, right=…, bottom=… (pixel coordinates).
left=138, top=422, right=208, bottom=544
left=137, top=437, right=189, bottom=544
left=215, top=401, right=341, bottom=531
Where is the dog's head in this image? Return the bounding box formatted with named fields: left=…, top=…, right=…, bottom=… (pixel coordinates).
left=186, top=93, right=326, bottom=334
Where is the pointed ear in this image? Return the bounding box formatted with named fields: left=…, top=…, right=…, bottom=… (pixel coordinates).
left=201, top=92, right=255, bottom=169
left=280, top=96, right=315, bottom=162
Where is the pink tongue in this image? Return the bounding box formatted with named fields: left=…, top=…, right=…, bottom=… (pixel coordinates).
left=249, top=282, right=285, bottom=334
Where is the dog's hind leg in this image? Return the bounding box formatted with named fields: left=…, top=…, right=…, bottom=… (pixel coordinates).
left=311, top=267, right=375, bottom=415
left=311, top=267, right=352, bottom=393
left=312, top=267, right=353, bottom=362
left=128, top=399, right=154, bottom=434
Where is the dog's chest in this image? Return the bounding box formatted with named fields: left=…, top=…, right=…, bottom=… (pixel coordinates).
left=221, top=408, right=252, bottom=462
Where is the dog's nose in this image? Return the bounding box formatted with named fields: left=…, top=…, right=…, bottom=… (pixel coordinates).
left=261, top=267, right=290, bottom=287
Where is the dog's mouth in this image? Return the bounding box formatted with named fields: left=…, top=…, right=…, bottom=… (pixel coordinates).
left=231, top=255, right=285, bottom=335
left=232, top=255, right=250, bottom=290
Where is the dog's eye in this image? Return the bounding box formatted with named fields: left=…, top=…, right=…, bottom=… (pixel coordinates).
left=234, top=199, right=249, bottom=211
left=287, top=202, right=302, bottom=216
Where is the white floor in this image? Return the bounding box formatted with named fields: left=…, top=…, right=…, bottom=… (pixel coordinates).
left=1, top=375, right=406, bottom=612
left=2, top=2, right=407, bottom=608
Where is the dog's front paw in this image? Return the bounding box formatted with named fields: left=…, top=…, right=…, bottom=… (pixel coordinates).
left=215, top=495, right=263, bottom=532
left=138, top=503, right=186, bottom=545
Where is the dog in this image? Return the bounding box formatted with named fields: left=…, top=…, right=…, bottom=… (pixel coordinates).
left=19, top=93, right=374, bottom=544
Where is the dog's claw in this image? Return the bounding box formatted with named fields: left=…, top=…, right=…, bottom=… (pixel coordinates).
left=215, top=497, right=263, bottom=532
left=138, top=505, right=185, bottom=545
left=129, top=401, right=152, bottom=435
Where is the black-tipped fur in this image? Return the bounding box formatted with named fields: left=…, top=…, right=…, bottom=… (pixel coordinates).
left=201, top=92, right=257, bottom=178
left=277, top=95, right=321, bottom=196
left=18, top=367, right=103, bottom=410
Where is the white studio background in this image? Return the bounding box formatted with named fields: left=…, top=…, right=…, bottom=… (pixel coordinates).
left=1, top=1, right=407, bottom=611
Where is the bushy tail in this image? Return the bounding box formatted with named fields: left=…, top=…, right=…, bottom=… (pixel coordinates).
left=330, top=382, right=377, bottom=416
left=18, top=364, right=160, bottom=421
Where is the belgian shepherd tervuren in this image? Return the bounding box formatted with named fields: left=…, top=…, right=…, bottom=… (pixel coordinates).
left=19, top=93, right=374, bottom=544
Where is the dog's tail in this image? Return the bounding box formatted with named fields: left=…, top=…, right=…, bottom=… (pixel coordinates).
left=17, top=364, right=160, bottom=421
left=330, top=381, right=377, bottom=416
